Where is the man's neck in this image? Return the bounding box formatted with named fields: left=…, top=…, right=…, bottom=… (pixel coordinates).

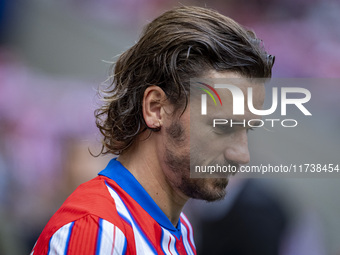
left=117, top=139, right=188, bottom=226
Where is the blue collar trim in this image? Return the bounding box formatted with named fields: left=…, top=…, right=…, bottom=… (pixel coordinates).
left=98, top=158, right=182, bottom=238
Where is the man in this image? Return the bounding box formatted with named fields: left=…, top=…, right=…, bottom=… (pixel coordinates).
left=31, top=6, right=274, bottom=254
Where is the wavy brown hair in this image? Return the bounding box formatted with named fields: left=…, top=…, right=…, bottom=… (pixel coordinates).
left=95, top=6, right=275, bottom=155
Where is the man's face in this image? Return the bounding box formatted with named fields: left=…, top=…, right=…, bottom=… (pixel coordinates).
left=161, top=71, right=265, bottom=202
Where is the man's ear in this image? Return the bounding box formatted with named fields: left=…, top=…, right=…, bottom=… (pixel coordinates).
left=142, top=86, right=167, bottom=130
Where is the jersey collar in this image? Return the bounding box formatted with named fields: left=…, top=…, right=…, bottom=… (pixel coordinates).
left=98, top=158, right=182, bottom=238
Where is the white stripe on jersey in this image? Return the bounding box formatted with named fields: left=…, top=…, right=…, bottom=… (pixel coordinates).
left=180, top=221, right=194, bottom=255
left=97, top=219, right=127, bottom=255
left=105, top=183, right=157, bottom=255
left=181, top=214, right=196, bottom=249
left=48, top=222, right=74, bottom=255
left=161, top=228, right=179, bottom=255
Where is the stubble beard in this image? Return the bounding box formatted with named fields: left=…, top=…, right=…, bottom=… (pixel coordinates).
left=164, top=122, right=228, bottom=202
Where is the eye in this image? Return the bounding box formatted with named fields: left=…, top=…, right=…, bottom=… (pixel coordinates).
left=213, top=124, right=235, bottom=135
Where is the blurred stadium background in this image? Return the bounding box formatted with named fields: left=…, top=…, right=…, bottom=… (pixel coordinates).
left=0, top=0, right=339, bottom=254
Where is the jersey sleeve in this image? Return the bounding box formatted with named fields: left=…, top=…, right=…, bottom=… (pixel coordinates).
left=31, top=215, right=127, bottom=255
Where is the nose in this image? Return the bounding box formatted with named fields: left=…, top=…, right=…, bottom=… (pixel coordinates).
left=224, top=130, right=250, bottom=165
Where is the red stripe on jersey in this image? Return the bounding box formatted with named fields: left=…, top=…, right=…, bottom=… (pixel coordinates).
left=67, top=215, right=99, bottom=254
left=175, top=236, right=187, bottom=255
left=180, top=215, right=196, bottom=254
left=168, top=235, right=174, bottom=255
left=105, top=179, right=164, bottom=254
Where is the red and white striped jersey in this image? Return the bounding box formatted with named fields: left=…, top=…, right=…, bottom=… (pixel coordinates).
left=31, top=159, right=196, bottom=255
